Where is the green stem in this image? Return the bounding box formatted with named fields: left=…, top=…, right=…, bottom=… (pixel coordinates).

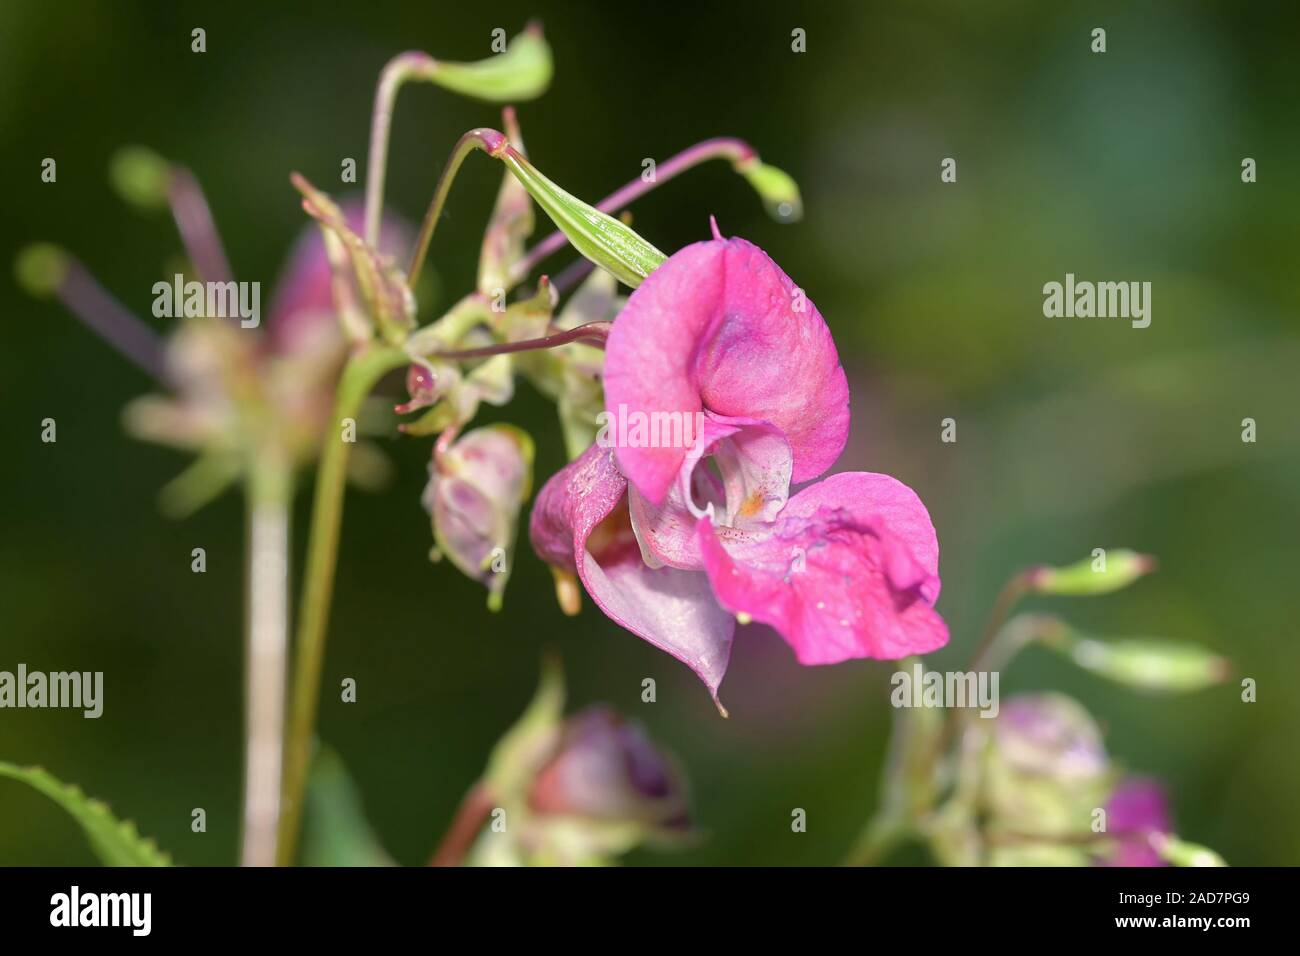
left=364, top=52, right=438, bottom=247
left=276, top=344, right=409, bottom=866
left=847, top=571, right=1042, bottom=867
left=924, top=572, right=1034, bottom=769
left=406, top=128, right=665, bottom=292
left=843, top=815, right=910, bottom=867
left=240, top=445, right=292, bottom=867
left=407, top=129, right=506, bottom=286
left=966, top=572, right=1032, bottom=675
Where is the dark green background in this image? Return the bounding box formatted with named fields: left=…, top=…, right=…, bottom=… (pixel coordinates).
left=1, top=1, right=1296, bottom=865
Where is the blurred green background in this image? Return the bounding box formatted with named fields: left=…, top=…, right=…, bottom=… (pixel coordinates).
left=1, top=0, right=1296, bottom=865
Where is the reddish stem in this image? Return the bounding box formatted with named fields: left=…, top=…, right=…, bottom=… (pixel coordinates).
left=429, top=783, right=495, bottom=867
left=431, top=321, right=610, bottom=361
left=167, top=168, right=233, bottom=284
left=57, top=260, right=169, bottom=383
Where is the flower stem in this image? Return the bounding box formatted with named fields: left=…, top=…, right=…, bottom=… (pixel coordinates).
left=428, top=782, right=495, bottom=867
left=985, top=829, right=1110, bottom=848
left=909, top=570, right=1038, bottom=820
left=167, top=167, right=233, bottom=284
left=239, top=446, right=292, bottom=867
left=843, top=816, right=910, bottom=867
left=364, top=52, right=438, bottom=247
left=276, top=343, right=409, bottom=866
left=406, top=128, right=508, bottom=285
left=965, top=571, right=1032, bottom=674
left=56, top=258, right=169, bottom=383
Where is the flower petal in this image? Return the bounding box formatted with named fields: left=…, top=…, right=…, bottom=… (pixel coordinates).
left=696, top=472, right=946, bottom=664
left=700, top=413, right=793, bottom=529
left=626, top=412, right=789, bottom=570
left=530, top=444, right=735, bottom=706
left=604, top=235, right=850, bottom=504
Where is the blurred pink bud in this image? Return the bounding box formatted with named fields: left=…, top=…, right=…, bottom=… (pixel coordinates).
left=529, top=706, right=689, bottom=830
left=993, top=693, right=1109, bottom=782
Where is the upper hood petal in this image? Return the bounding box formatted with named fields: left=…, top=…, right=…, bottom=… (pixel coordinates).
left=603, top=235, right=849, bottom=504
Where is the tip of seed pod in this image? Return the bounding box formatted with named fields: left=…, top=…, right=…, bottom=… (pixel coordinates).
left=15, top=243, right=69, bottom=298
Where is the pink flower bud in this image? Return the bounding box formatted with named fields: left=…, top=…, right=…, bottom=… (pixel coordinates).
left=528, top=706, right=689, bottom=830
left=424, top=425, right=533, bottom=609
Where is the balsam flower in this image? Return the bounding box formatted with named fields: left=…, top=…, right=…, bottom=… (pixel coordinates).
left=532, top=229, right=946, bottom=706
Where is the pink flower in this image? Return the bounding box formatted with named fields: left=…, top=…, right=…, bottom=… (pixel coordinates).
left=530, top=230, right=947, bottom=706
left=1104, top=778, right=1172, bottom=867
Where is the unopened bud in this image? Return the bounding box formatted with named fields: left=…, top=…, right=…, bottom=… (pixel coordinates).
left=734, top=157, right=803, bottom=222
left=109, top=146, right=172, bottom=210
left=1026, top=549, right=1156, bottom=596
left=14, top=243, right=69, bottom=298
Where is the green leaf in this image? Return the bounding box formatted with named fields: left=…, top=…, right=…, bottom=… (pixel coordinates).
left=1027, top=549, right=1156, bottom=596
left=0, top=761, right=172, bottom=866
left=302, top=746, right=394, bottom=867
